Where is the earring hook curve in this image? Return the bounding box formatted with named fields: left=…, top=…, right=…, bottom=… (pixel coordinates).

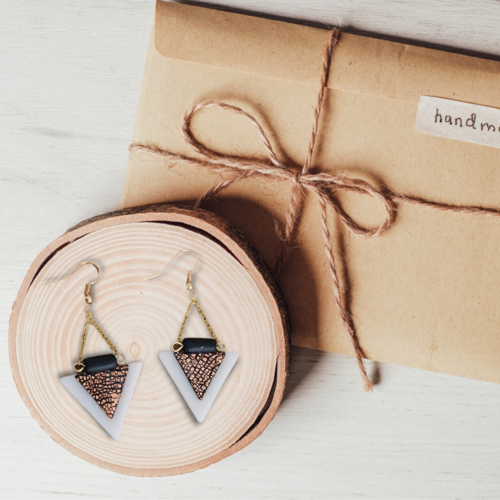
left=144, top=249, right=199, bottom=282
left=41, top=261, right=100, bottom=287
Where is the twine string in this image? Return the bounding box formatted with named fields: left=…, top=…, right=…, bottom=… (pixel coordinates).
left=130, top=29, right=500, bottom=391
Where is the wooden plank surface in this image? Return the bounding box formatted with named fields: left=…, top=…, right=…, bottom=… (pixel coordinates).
left=2, top=0, right=500, bottom=498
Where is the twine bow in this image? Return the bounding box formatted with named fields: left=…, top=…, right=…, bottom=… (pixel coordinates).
left=131, top=29, right=500, bottom=391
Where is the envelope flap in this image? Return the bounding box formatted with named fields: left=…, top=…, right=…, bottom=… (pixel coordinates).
left=155, top=1, right=500, bottom=107
left=154, top=1, right=330, bottom=85
left=331, top=33, right=500, bottom=106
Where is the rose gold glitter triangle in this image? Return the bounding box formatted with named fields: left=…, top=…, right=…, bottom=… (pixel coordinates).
left=174, top=352, right=225, bottom=400
left=76, top=365, right=129, bottom=418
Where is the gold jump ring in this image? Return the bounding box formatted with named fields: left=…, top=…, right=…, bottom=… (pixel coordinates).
left=116, top=353, right=126, bottom=365
left=172, top=341, right=184, bottom=352
left=74, top=362, right=85, bottom=373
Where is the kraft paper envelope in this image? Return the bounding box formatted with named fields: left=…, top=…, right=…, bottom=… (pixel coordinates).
left=122, top=1, right=500, bottom=384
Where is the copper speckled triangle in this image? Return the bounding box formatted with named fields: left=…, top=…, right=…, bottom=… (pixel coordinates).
left=174, top=352, right=225, bottom=400
left=76, top=365, right=129, bottom=418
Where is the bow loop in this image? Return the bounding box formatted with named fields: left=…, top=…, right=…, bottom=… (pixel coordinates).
left=181, top=100, right=286, bottom=171
left=301, top=173, right=396, bottom=238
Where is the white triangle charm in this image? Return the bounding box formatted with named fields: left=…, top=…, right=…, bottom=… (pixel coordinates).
left=59, top=361, right=142, bottom=440
left=159, top=352, right=239, bottom=422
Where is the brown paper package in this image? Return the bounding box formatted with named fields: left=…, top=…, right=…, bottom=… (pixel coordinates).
left=122, top=1, right=500, bottom=384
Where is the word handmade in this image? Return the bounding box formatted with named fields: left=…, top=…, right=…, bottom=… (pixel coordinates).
left=435, top=110, right=499, bottom=132
left=416, top=96, right=500, bottom=149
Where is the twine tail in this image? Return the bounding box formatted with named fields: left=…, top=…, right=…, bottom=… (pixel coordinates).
left=318, top=192, right=372, bottom=392
left=301, top=27, right=372, bottom=391
left=195, top=177, right=239, bottom=208
left=274, top=180, right=304, bottom=275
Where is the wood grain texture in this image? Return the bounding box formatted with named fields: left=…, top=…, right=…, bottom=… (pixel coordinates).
left=9, top=205, right=289, bottom=475
left=3, top=0, right=500, bottom=497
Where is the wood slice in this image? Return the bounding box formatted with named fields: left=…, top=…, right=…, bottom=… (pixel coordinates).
left=9, top=204, right=290, bottom=476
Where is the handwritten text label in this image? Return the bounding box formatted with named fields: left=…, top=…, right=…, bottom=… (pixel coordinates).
left=415, top=96, right=500, bottom=149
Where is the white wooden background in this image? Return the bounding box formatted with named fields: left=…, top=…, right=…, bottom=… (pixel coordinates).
left=2, top=1, right=500, bottom=498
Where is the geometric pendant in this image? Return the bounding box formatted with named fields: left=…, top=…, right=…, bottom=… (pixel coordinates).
left=59, top=361, right=142, bottom=440
left=159, top=352, right=238, bottom=423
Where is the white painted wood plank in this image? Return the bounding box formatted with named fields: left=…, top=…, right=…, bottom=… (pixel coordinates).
left=2, top=0, right=500, bottom=498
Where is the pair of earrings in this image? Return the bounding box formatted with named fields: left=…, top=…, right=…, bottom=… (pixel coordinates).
left=43, top=250, right=239, bottom=440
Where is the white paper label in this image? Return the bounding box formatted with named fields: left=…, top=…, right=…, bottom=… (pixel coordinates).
left=415, top=96, right=500, bottom=149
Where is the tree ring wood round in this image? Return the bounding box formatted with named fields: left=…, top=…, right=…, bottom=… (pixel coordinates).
left=9, top=204, right=290, bottom=476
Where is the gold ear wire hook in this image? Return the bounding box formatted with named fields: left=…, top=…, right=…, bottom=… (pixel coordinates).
left=41, top=262, right=125, bottom=370
left=42, top=261, right=100, bottom=305
left=144, top=250, right=199, bottom=290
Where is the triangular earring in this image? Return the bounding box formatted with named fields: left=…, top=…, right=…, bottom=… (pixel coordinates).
left=145, top=250, right=238, bottom=422
left=42, top=262, right=141, bottom=440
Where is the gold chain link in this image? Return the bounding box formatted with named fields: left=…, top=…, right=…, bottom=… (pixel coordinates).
left=76, top=311, right=120, bottom=367
left=177, top=297, right=220, bottom=344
